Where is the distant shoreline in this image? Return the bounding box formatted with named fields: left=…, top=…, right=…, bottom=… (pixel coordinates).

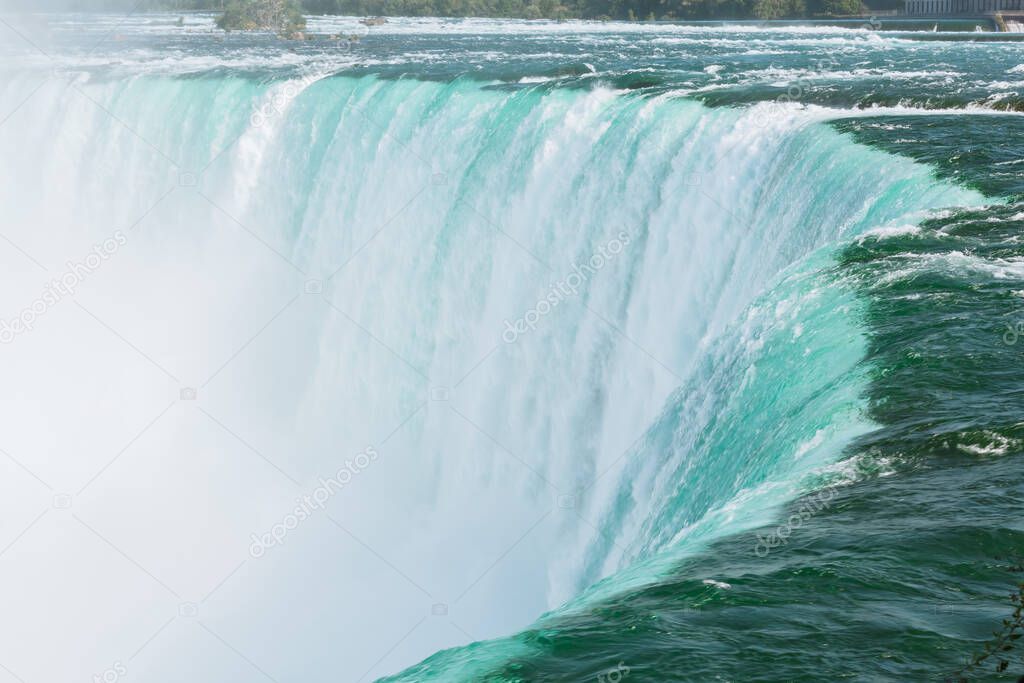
left=55, top=10, right=1009, bottom=33
left=7, top=4, right=1013, bottom=33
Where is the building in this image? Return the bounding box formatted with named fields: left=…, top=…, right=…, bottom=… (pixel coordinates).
left=905, top=0, right=1024, bottom=13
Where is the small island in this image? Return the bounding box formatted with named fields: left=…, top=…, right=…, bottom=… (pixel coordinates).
left=215, top=0, right=307, bottom=38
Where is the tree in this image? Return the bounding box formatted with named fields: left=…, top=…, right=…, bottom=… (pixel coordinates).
left=215, top=0, right=307, bottom=36
left=954, top=557, right=1024, bottom=682
left=751, top=0, right=803, bottom=17
left=818, top=0, right=862, bottom=14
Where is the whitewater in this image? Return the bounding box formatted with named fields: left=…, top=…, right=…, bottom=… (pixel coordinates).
left=1, top=12, right=1022, bottom=683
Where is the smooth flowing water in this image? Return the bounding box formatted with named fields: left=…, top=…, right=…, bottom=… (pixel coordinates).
left=0, top=13, right=1022, bottom=682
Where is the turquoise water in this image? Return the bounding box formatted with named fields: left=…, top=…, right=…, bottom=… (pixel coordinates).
left=1, top=13, right=1022, bottom=682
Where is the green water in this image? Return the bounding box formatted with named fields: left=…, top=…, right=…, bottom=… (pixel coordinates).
left=0, top=12, right=1022, bottom=683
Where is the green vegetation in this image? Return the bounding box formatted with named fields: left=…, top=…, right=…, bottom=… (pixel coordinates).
left=955, top=557, right=1024, bottom=681
left=143, top=0, right=869, bottom=22
left=308, top=0, right=574, bottom=19
left=215, top=0, right=307, bottom=35
left=302, top=0, right=865, bottom=18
